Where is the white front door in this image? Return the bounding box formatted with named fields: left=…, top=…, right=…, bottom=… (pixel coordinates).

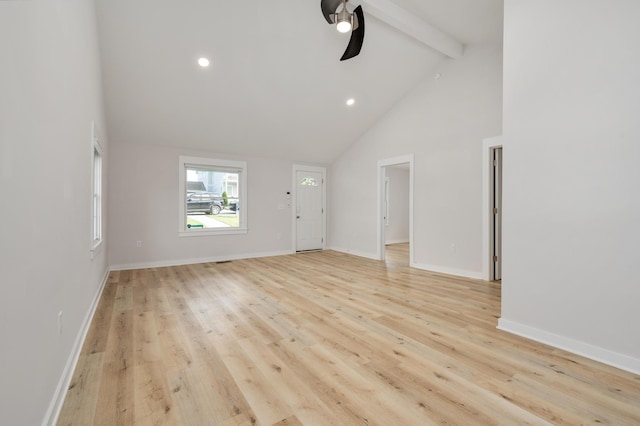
left=296, top=170, right=324, bottom=251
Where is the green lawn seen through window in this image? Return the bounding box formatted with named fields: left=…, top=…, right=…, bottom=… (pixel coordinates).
left=187, top=213, right=239, bottom=229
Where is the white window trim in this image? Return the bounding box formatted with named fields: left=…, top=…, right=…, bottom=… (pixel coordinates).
left=178, top=156, right=248, bottom=237
left=90, top=122, right=104, bottom=257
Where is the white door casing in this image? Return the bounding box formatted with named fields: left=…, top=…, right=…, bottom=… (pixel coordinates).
left=384, top=177, right=390, bottom=227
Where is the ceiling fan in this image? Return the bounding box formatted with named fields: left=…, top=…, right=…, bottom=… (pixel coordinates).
left=321, top=0, right=365, bottom=61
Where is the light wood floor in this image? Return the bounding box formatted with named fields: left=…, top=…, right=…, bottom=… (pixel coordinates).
left=58, top=244, right=640, bottom=425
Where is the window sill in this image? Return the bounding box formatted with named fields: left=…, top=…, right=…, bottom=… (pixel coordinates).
left=90, top=240, right=104, bottom=259
left=179, top=228, right=248, bottom=237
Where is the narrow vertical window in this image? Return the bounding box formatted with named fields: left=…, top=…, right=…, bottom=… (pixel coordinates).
left=92, top=140, right=103, bottom=251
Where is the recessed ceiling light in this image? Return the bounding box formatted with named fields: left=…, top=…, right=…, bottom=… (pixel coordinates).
left=346, top=98, right=355, bottom=106
left=198, top=57, right=210, bottom=67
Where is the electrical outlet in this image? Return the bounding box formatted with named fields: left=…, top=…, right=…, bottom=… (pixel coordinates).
left=450, top=243, right=456, bottom=253
left=58, top=311, right=63, bottom=336
left=136, top=240, right=143, bottom=248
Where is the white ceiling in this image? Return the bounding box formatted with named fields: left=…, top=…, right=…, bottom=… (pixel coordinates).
left=95, top=0, right=502, bottom=164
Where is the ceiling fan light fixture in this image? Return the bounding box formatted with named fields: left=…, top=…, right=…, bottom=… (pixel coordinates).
left=336, top=7, right=352, bottom=33
left=320, top=0, right=365, bottom=60
left=336, top=20, right=352, bottom=33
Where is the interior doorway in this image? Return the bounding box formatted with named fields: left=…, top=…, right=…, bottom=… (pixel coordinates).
left=493, top=148, right=502, bottom=280
left=482, top=136, right=503, bottom=282
left=378, top=155, right=414, bottom=264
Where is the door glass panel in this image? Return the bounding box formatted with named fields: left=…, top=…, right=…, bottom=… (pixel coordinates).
left=300, top=177, right=318, bottom=186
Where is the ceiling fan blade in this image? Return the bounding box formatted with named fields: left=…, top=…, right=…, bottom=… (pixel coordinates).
left=340, top=5, right=365, bottom=61
left=321, top=0, right=342, bottom=24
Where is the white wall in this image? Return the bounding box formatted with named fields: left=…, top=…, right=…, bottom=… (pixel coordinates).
left=385, top=166, right=410, bottom=244
left=0, top=0, right=109, bottom=424
left=329, top=44, right=503, bottom=276
left=108, top=142, right=318, bottom=268
left=500, top=0, right=640, bottom=373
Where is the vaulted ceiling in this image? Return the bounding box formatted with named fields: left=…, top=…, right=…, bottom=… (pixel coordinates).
left=96, top=0, right=503, bottom=164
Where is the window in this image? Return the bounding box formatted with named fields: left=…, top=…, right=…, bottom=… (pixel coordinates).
left=300, top=177, right=318, bottom=186
left=91, top=135, right=103, bottom=254
left=179, top=156, right=247, bottom=236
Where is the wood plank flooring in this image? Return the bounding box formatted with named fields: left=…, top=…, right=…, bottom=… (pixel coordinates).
left=58, top=244, right=640, bottom=425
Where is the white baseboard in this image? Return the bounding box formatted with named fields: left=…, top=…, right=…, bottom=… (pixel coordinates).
left=110, top=250, right=295, bottom=271
left=329, top=246, right=379, bottom=261
left=498, top=318, right=640, bottom=375
left=328, top=249, right=485, bottom=280
left=44, top=269, right=110, bottom=426
left=410, top=262, right=484, bottom=280
left=385, top=239, right=410, bottom=245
